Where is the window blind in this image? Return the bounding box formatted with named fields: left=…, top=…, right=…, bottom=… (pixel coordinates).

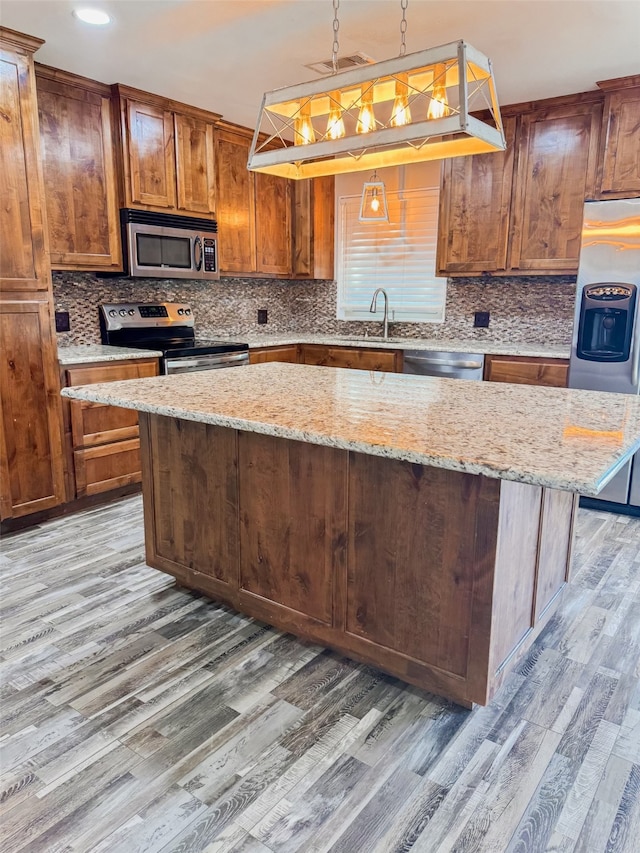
left=337, top=186, right=446, bottom=324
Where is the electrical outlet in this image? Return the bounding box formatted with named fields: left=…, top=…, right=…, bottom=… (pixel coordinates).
left=474, top=311, right=490, bottom=328
left=257, top=309, right=268, bottom=325
left=55, top=310, right=71, bottom=332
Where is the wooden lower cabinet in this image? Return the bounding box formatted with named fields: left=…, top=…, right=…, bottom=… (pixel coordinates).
left=140, top=416, right=577, bottom=707
left=484, top=354, right=569, bottom=387
left=301, top=344, right=401, bottom=372
left=63, top=358, right=158, bottom=498
left=0, top=299, right=65, bottom=519
left=249, top=345, right=299, bottom=364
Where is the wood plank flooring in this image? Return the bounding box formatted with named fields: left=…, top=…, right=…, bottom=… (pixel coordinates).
left=0, top=495, right=638, bottom=852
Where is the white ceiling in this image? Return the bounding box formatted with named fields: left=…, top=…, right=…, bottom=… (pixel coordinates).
left=2, top=0, right=639, bottom=129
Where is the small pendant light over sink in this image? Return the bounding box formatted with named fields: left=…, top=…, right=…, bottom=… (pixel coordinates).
left=359, top=171, right=389, bottom=222
left=248, top=0, right=505, bottom=180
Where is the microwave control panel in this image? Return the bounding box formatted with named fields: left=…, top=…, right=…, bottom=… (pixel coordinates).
left=203, top=238, right=217, bottom=272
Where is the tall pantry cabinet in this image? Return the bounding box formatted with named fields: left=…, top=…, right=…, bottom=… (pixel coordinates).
left=0, top=28, right=65, bottom=520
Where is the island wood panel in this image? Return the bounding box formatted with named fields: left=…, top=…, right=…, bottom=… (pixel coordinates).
left=141, top=416, right=239, bottom=588
left=437, top=116, right=517, bottom=274
left=484, top=355, right=570, bottom=387
left=534, top=488, right=577, bottom=620
left=0, top=299, right=65, bottom=518
left=508, top=101, right=602, bottom=271
left=36, top=69, right=121, bottom=270
left=0, top=37, right=49, bottom=292
left=597, top=80, right=640, bottom=197
left=174, top=113, right=216, bottom=215
left=249, top=345, right=300, bottom=365
left=74, top=437, right=141, bottom=497
left=345, top=454, right=501, bottom=681
left=137, top=414, right=577, bottom=706
left=238, top=431, right=346, bottom=626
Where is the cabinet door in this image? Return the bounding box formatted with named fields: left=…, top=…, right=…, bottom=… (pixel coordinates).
left=0, top=43, right=49, bottom=292
left=249, top=345, right=299, bottom=364
left=313, top=176, right=335, bottom=280
left=0, top=300, right=65, bottom=519
left=175, top=113, right=216, bottom=215
left=484, top=355, right=569, bottom=387
left=37, top=73, right=121, bottom=270
left=598, top=86, right=640, bottom=197
left=437, top=116, right=516, bottom=275
left=215, top=128, right=256, bottom=273
left=255, top=171, right=292, bottom=275
left=508, top=102, right=602, bottom=272
left=124, top=99, right=176, bottom=209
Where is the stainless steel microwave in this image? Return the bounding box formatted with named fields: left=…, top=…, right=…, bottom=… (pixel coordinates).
left=121, top=209, right=219, bottom=280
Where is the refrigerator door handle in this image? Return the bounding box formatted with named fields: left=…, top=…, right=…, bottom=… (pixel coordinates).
left=632, top=327, right=640, bottom=387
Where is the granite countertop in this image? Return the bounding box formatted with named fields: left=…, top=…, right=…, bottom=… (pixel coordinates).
left=222, top=334, right=571, bottom=360
left=61, top=362, right=640, bottom=496
left=57, top=345, right=163, bottom=365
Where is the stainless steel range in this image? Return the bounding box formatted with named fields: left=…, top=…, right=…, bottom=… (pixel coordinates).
left=100, top=303, right=249, bottom=375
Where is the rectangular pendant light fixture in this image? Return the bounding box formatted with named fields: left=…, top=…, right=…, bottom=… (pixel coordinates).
left=248, top=40, right=505, bottom=180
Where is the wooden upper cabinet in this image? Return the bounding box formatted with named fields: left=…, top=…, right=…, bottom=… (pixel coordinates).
left=255, top=171, right=292, bottom=276
left=115, top=84, right=220, bottom=216
left=0, top=30, right=49, bottom=292
left=36, top=66, right=121, bottom=271
left=596, top=76, right=640, bottom=198
left=124, top=97, right=176, bottom=209
left=215, top=123, right=257, bottom=273
left=292, top=176, right=335, bottom=280
left=508, top=100, right=602, bottom=271
left=175, top=113, right=216, bottom=214
left=437, top=116, right=517, bottom=274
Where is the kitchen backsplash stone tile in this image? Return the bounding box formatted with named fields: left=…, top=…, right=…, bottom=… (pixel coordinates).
left=53, top=272, right=576, bottom=347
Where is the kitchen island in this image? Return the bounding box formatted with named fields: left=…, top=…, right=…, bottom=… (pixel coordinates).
left=62, top=363, right=640, bottom=706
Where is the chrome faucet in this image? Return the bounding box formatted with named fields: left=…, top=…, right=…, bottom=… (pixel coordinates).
left=369, top=287, right=390, bottom=339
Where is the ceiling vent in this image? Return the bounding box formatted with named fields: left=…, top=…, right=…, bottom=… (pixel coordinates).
left=304, top=52, right=375, bottom=76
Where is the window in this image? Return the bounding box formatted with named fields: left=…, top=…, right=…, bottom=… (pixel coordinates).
left=337, top=186, right=446, bottom=323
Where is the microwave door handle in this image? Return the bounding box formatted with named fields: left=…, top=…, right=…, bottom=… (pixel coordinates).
left=194, top=236, right=203, bottom=272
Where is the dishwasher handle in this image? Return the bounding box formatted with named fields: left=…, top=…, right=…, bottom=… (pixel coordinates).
left=403, top=355, right=484, bottom=370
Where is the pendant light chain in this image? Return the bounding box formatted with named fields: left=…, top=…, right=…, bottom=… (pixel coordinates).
left=399, top=0, right=408, bottom=56
left=331, top=0, right=340, bottom=74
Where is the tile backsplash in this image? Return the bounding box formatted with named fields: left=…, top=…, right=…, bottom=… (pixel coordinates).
left=53, top=271, right=576, bottom=347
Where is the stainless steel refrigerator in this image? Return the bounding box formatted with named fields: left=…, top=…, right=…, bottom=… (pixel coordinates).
left=568, top=197, right=640, bottom=513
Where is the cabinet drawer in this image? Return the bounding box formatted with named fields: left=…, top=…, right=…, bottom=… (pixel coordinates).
left=484, top=356, right=569, bottom=387
left=70, top=400, right=139, bottom=448
left=74, top=438, right=141, bottom=497
left=249, top=345, right=299, bottom=364
left=303, top=345, right=399, bottom=372
left=65, top=359, right=158, bottom=386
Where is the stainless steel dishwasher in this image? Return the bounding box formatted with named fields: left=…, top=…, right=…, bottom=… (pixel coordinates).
left=402, top=349, right=485, bottom=379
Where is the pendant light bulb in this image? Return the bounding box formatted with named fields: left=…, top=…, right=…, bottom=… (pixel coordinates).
left=427, top=63, right=450, bottom=120
left=294, top=100, right=316, bottom=145
left=390, top=73, right=412, bottom=127
left=326, top=91, right=345, bottom=140
left=356, top=86, right=376, bottom=134
left=370, top=190, right=380, bottom=213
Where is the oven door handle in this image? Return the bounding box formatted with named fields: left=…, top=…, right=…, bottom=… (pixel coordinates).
left=193, top=236, right=203, bottom=272
left=632, top=325, right=640, bottom=387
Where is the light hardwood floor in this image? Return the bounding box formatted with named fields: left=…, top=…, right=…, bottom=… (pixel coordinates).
left=1, top=496, right=638, bottom=852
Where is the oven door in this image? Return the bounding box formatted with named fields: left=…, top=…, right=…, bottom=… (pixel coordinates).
left=164, top=352, right=249, bottom=375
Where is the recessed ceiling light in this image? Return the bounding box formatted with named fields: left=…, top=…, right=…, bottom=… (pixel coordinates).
left=73, top=8, right=112, bottom=26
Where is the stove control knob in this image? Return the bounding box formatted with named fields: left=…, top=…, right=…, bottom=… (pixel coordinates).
left=119, top=309, right=127, bottom=316
left=109, top=310, right=117, bottom=317
left=185, top=308, right=192, bottom=315
left=177, top=308, right=184, bottom=315
left=128, top=309, right=135, bottom=315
